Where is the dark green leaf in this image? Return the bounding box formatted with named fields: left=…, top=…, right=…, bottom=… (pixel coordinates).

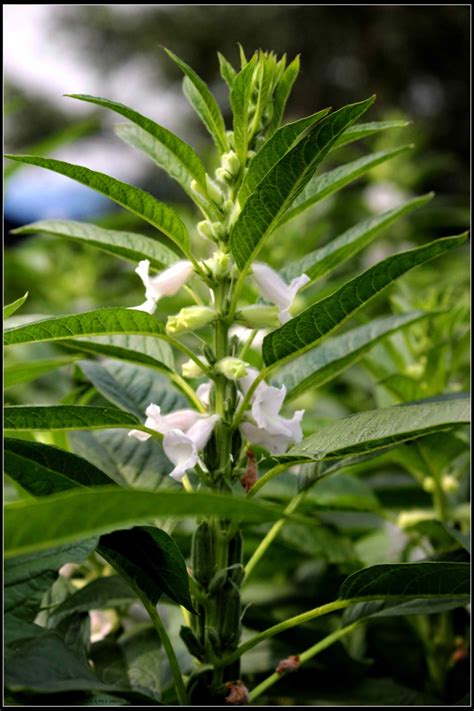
left=4, top=438, right=115, bottom=496
left=230, top=96, right=374, bottom=270
left=262, top=233, right=468, bottom=367
left=4, top=155, right=191, bottom=257
left=50, top=576, right=136, bottom=624
left=12, top=219, right=177, bottom=270
left=4, top=405, right=143, bottom=434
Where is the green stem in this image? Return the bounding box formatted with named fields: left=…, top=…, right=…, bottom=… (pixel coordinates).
left=416, top=443, right=448, bottom=523
left=232, top=367, right=269, bottom=428
left=216, top=598, right=352, bottom=668
left=244, top=491, right=306, bottom=582
left=139, top=594, right=189, bottom=705
left=164, top=335, right=212, bottom=376
left=248, top=621, right=362, bottom=702
left=247, top=459, right=310, bottom=498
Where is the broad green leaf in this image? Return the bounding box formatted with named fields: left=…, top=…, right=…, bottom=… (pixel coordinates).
left=12, top=220, right=177, bottom=270
left=218, top=51, right=237, bottom=88
left=339, top=562, right=470, bottom=601
left=230, top=96, right=375, bottom=270
left=230, top=55, right=258, bottom=164
left=331, top=120, right=410, bottom=150
left=262, top=233, right=468, bottom=367
left=343, top=596, right=470, bottom=626
left=164, top=47, right=227, bottom=153
left=78, top=361, right=187, bottom=420
left=279, top=145, right=412, bottom=227
left=98, top=526, right=194, bottom=610
left=66, top=94, right=208, bottom=201
left=267, top=55, right=300, bottom=136
left=272, top=311, right=430, bottom=401
left=238, top=109, right=331, bottom=207
left=5, top=487, right=285, bottom=557
left=4, top=292, right=28, bottom=320
left=4, top=438, right=115, bottom=496
left=279, top=523, right=358, bottom=564
left=4, top=308, right=165, bottom=348
left=60, top=333, right=174, bottom=375
left=286, top=396, right=470, bottom=462
left=4, top=355, right=81, bottom=389
left=4, top=405, right=143, bottom=434
left=49, top=576, right=135, bottom=625
left=3, top=155, right=191, bottom=258
left=281, top=193, right=434, bottom=285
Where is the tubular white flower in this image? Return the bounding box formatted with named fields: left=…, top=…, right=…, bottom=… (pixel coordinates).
left=163, top=414, right=220, bottom=481
left=131, top=259, right=194, bottom=314
left=128, top=404, right=201, bottom=442
left=196, top=381, right=212, bottom=407
left=240, top=410, right=304, bottom=455
left=251, top=383, right=292, bottom=435
left=252, top=262, right=310, bottom=324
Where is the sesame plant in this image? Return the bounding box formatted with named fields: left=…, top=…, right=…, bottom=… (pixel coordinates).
left=4, top=48, right=470, bottom=706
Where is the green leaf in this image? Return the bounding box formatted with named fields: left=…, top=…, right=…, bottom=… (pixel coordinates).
left=331, top=120, right=410, bottom=150
left=279, top=145, right=412, bottom=227
left=272, top=311, right=431, bottom=401
left=267, top=55, right=300, bottom=135
left=229, top=96, right=375, bottom=270
left=164, top=47, right=227, bottom=153
left=286, top=396, right=470, bottom=461
left=66, top=94, right=208, bottom=202
left=343, top=596, right=469, bottom=627
left=4, top=355, right=81, bottom=389
left=12, top=220, right=177, bottom=270
left=98, top=526, right=194, bottom=611
left=4, top=307, right=165, bottom=347
left=49, top=576, right=136, bottom=625
left=5, top=487, right=285, bottom=557
left=230, top=55, right=258, bottom=163
left=238, top=109, right=331, bottom=207
left=3, top=154, right=191, bottom=258
left=4, top=292, right=28, bottom=320
left=281, top=193, right=434, bottom=285
left=262, top=233, right=468, bottom=367
left=218, top=51, right=237, bottom=89
left=4, top=438, right=115, bottom=497
left=339, top=562, right=470, bottom=601
left=60, top=333, right=174, bottom=373
left=4, top=405, right=143, bottom=434
left=78, top=360, right=187, bottom=420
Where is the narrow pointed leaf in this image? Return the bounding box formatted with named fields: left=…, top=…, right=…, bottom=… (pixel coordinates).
left=5, top=487, right=285, bottom=557
left=279, top=145, right=412, bottom=227
left=230, top=55, right=258, bottom=163
left=3, top=155, right=191, bottom=257
left=4, top=356, right=81, bottom=389
left=332, top=120, right=410, bottom=150
left=4, top=292, right=28, bottom=320
left=66, top=94, right=208, bottom=199
left=4, top=438, right=115, bottom=496
left=267, top=55, right=300, bottom=135
left=230, top=96, right=375, bottom=270
left=12, top=220, right=177, bottom=270
left=164, top=48, right=227, bottom=153
left=286, top=396, right=470, bottom=461
left=218, top=51, right=237, bottom=89
left=239, top=108, right=331, bottom=207
left=98, top=526, right=194, bottom=610
left=4, top=405, right=144, bottom=434
left=281, top=193, right=434, bottom=285
left=273, top=311, right=431, bottom=401
left=339, top=562, right=470, bottom=601
left=262, top=233, right=468, bottom=367
left=4, top=308, right=165, bottom=347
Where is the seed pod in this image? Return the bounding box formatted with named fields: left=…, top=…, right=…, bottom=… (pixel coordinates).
left=207, top=626, right=222, bottom=655
left=208, top=568, right=229, bottom=594
left=192, top=521, right=216, bottom=589
left=217, top=580, right=242, bottom=651
left=179, top=625, right=204, bottom=661
left=228, top=530, right=243, bottom=568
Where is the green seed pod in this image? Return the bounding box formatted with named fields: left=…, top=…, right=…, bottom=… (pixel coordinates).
left=208, top=568, right=229, bottom=595
left=207, top=626, right=221, bottom=655
left=192, top=521, right=216, bottom=589
left=228, top=530, right=243, bottom=568
left=179, top=625, right=204, bottom=660
left=217, top=580, right=241, bottom=652
left=186, top=668, right=215, bottom=705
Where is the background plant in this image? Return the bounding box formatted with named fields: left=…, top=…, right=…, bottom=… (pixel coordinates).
left=4, top=47, right=470, bottom=706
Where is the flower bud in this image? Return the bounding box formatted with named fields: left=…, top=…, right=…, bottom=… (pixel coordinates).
left=221, top=150, right=240, bottom=177
left=216, top=357, right=249, bottom=381
left=166, top=306, right=216, bottom=335
left=235, top=304, right=280, bottom=329
left=422, top=477, right=436, bottom=493
left=205, top=175, right=225, bottom=206
left=216, top=166, right=233, bottom=184
left=182, top=358, right=208, bottom=378
left=397, top=510, right=433, bottom=529
left=202, top=250, right=231, bottom=280
left=442, top=474, right=459, bottom=492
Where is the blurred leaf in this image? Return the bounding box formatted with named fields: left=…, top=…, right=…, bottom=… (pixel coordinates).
left=332, top=120, right=410, bottom=150
left=4, top=291, right=28, bottom=320
left=4, top=355, right=80, bottom=389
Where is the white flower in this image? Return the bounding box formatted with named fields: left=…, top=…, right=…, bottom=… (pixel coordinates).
left=164, top=415, right=219, bottom=481
left=229, top=325, right=267, bottom=350
left=196, top=381, right=212, bottom=407
left=252, top=262, right=310, bottom=324
left=128, top=404, right=219, bottom=482
left=130, top=259, right=194, bottom=314
left=240, top=411, right=304, bottom=455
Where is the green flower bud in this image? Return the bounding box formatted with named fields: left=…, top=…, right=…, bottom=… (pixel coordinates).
left=197, top=220, right=226, bottom=242
left=202, top=250, right=231, bottom=280
left=442, top=474, right=459, bottom=493
left=205, top=175, right=225, bottom=206
left=216, top=166, right=233, bottom=184
left=221, top=150, right=240, bottom=176
left=166, top=306, right=216, bottom=335
left=397, top=510, right=433, bottom=529
left=182, top=358, right=207, bottom=378
left=216, top=357, right=249, bottom=381
left=235, top=304, right=280, bottom=329
left=422, top=477, right=436, bottom=493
